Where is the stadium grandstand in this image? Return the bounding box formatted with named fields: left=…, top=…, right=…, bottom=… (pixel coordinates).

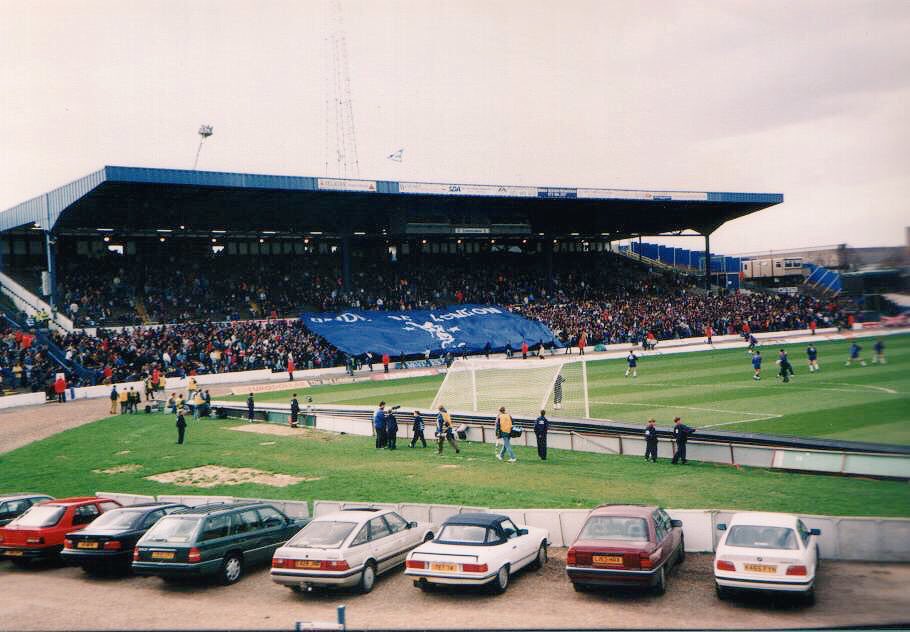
left=0, top=165, right=849, bottom=393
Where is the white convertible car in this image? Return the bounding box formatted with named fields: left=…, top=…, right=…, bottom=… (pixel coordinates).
left=405, top=512, right=548, bottom=594
left=714, top=512, right=820, bottom=604
left=271, top=508, right=435, bottom=593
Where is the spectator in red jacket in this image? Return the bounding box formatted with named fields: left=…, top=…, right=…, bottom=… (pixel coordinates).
left=382, top=353, right=390, bottom=373
left=54, top=375, right=67, bottom=403
left=287, top=356, right=295, bottom=381
left=521, top=341, right=529, bottom=359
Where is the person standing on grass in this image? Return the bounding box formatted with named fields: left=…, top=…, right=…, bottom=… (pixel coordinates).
left=385, top=408, right=399, bottom=450
left=246, top=393, right=255, bottom=422
left=290, top=394, right=300, bottom=428
left=410, top=410, right=427, bottom=448
left=644, top=419, right=659, bottom=462
left=747, top=334, right=759, bottom=355
left=806, top=344, right=819, bottom=372
left=109, top=385, right=119, bottom=415
left=751, top=350, right=762, bottom=380
left=777, top=349, right=794, bottom=383
left=435, top=405, right=460, bottom=455
left=873, top=340, right=886, bottom=364
left=176, top=407, right=187, bottom=445
left=534, top=409, right=549, bottom=461
left=845, top=342, right=866, bottom=367
left=578, top=331, right=587, bottom=356
left=671, top=417, right=695, bottom=464
left=495, top=406, right=516, bottom=463
left=373, top=401, right=387, bottom=449
left=553, top=373, right=566, bottom=410
left=625, top=350, right=638, bottom=378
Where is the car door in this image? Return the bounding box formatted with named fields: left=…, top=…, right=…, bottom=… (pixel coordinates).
left=498, top=519, right=534, bottom=568
left=380, top=512, right=411, bottom=566
left=659, top=509, right=681, bottom=556
left=651, top=511, right=671, bottom=564
left=796, top=520, right=817, bottom=574
left=256, top=506, right=290, bottom=554
left=233, top=509, right=266, bottom=563
left=366, top=516, right=396, bottom=573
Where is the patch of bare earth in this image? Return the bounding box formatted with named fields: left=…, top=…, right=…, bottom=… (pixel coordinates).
left=228, top=424, right=339, bottom=441
left=145, top=465, right=318, bottom=488
left=93, top=464, right=143, bottom=474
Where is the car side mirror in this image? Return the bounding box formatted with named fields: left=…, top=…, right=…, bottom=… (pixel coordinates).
left=717, top=523, right=727, bottom=531
left=670, top=519, right=683, bottom=528
left=518, top=528, right=528, bottom=536
left=408, top=521, right=417, bottom=529
left=810, top=528, right=821, bottom=536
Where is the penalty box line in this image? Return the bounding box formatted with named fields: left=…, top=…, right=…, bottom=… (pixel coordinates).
left=587, top=400, right=783, bottom=428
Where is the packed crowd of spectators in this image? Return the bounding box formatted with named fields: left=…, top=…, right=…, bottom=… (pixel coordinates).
left=4, top=250, right=851, bottom=386
left=0, top=321, right=64, bottom=394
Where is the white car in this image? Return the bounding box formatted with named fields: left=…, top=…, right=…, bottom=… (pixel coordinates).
left=714, top=512, right=820, bottom=604
left=270, top=508, right=434, bottom=593
left=405, top=512, right=548, bottom=594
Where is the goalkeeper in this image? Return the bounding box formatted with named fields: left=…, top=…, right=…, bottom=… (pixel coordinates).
left=553, top=374, right=566, bottom=410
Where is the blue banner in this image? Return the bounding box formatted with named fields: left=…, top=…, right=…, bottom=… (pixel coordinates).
left=301, top=305, right=559, bottom=357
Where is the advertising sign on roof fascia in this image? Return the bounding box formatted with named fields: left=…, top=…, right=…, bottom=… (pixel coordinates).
left=317, top=178, right=377, bottom=192
left=398, top=182, right=538, bottom=197
left=577, top=188, right=708, bottom=201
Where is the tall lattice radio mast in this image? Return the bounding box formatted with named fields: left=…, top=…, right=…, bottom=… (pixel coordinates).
left=324, top=0, right=360, bottom=178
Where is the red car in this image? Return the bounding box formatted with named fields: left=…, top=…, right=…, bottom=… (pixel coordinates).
left=566, top=504, right=684, bottom=594
left=0, top=497, right=121, bottom=566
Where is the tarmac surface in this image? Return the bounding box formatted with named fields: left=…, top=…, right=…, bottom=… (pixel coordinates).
left=1, top=550, right=908, bottom=630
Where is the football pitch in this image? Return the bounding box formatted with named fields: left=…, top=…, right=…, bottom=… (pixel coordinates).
left=231, top=333, right=910, bottom=445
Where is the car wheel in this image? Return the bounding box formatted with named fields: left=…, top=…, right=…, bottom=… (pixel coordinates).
left=531, top=542, right=548, bottom=570
left=572, top=582, right=589, bottom=593
left=678, top=536, right=686, bottom=564
left=290, top=585, right=306, bottom=594
left=10, top=558, right=30, bottom=569
left=715, top=582, right=729, bottom=601
left=653, top=566, right=666, bottom=595
left=358, top=562, right=376, bottom=594
left=414, top=580, right=433, bottom=592
left=490, top=565, right=510, bottom=594
left=803, top=585, right=816, bottom=606
left=219, top=553, right=243, bottom=585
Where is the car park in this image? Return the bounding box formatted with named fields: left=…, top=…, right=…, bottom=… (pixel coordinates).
left=565, top=504, right=684, bottom=594
left=62, top=502, right=187, bottom=574
left=0, top=494, right=54, bottom=527
left=132, top=502, right=308, bottom=585
left=271, top=507, right=435, bottom=594
left=405, top=513, right=548, bottom=594
left=714, top=511, right=820, bottom=604
left=0, top=497, right=121, bottom=566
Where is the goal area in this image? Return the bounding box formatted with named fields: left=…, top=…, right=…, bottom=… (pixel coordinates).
left=431, top=357, right=590, bottom=419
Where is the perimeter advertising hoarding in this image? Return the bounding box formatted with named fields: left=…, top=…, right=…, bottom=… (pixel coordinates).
left=577, top=188, right=709, bottom=201
left=398, top=182, right=538, bottom=197
left=317, top=178, right=378, bottom=192
left=301, top=305, right=558, bottom=356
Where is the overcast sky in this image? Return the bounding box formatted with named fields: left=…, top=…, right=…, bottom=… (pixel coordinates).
left=1, top=0, right=908, bottom=254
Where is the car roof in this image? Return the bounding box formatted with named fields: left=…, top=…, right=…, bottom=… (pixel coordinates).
left=315, top=508, right=392, bottom=524
left=46, top=497, right=112, bottom=506
left=728, top=512, right=799, bottom=528
left=169, top=502, right=273, bottom=516
left=443, top=513, right=508, bottom=528
left=590, top=504, right=657, bottom=518
left=107, top=502, right=185, bottom=512
left=0, top=494, right=53, bottom=503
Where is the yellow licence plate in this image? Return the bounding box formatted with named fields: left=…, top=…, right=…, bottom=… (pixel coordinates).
left=593, top=555, right=623, bottom=565
left=151, top=551, right=175, bottom=560
left=4, top=550, right=24, bottom=556
left=430, top=562, right=458, bottom=572
left=744, top=563, right=777, bottom=573
left=295, top=560, right=321, bottom=569
left=77, top=541, right=99, bottom=549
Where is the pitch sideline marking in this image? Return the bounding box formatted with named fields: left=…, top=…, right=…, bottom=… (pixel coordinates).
left=588, top=399, right=783, bottom=420
left=816, top=381, right=898, bottom=395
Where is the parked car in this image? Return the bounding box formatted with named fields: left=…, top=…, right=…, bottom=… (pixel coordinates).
left=132, top=502, right=308, bottom=585
left=271, top=507, right=435, bottom=594
left=0, top=497, right=122, bottom=566
left=62, top=502, right=187, bottom=574
left=0, top=494, right=54, bottom=527
left=405, top=513, right=548, bottom=594
left=714, top=512, right=820, bottom=604
left=565, top=504, right=684, bottom=594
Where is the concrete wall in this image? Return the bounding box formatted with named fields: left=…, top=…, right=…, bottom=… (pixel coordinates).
left=0, top=392, right=45, bottom=409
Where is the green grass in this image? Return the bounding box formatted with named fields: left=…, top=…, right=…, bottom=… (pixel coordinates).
left=229, top=334, right=910, bottom=445
left=0, top=413, right=908, bottom=517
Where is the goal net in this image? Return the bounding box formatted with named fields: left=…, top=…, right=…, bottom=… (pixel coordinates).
left=431, top=357, right=590, bottom=419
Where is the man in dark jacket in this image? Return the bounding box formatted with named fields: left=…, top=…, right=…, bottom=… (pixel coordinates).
left=290, top=394, right=300, bottom=427
left=644, top=419, right=658, bottom=462
left=373, top=402, right=387, bottom=449
left=534, top=409, right=549, bottom=460
left=176, top=407, right=187, bottom=444
left=671, top=417, right=695, bottom=464
left=246, top=393, right=255, bottom=423
left=385, top=407, right=399, bottom=450
left=410, top=410, right=427, bottom=448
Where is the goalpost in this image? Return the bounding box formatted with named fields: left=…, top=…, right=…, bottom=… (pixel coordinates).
left=431, top=356, right=590, bottom=419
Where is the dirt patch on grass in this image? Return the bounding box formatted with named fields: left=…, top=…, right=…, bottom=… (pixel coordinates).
left=438, top=464, right=460, bottom=469
left=94, top=464, right=143, bottom=474
left=145, top=465, right=318, bottom=488
left=228, top=424, right=340, bottom=441
left=115, top=450, right=131, bottom=455
left=259, top=441, right=277, bottom=446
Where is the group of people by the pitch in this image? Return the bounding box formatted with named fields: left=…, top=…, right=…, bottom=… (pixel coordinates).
left=644, top=417, right=695, bottom=464
left=749, top=339, right=886, bottom=381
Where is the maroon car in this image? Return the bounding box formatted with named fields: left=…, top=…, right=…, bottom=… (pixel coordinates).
left=566, top=504, right=684, bottom=594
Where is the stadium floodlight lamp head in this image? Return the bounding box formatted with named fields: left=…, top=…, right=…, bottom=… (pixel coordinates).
left=193, top=124, right=214, bottom=170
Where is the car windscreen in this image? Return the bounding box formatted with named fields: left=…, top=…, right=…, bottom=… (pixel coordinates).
left=10, top=505, right=65, bottom=528
left=87, top=509, right=146, bottom=530
left=578, top=516, right=650, bottom=542
left=726, top=525, right=799, bottom=550
left=141, top=516, right=200, bottom=544
left=436, top=524, right=490, bottom=545
left=287, top=521, right=357, bottom=549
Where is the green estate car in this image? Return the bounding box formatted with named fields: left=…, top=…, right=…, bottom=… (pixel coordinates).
left=132, top=502, right=308, bottom=584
